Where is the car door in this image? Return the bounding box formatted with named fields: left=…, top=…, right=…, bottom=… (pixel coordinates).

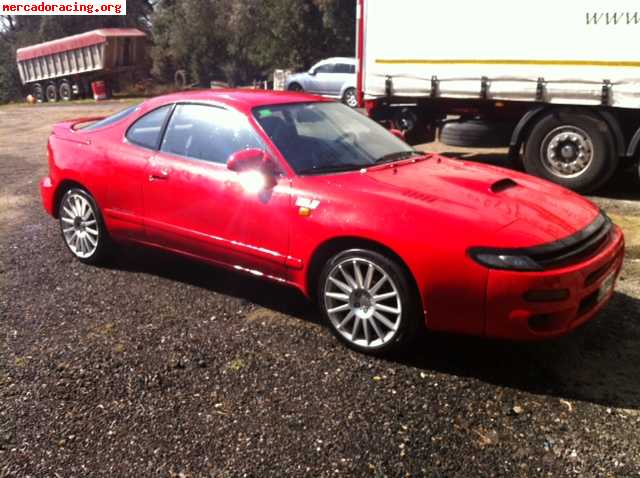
left=104, top=104, right=172, bottom=240
left=143, top=103, right=292, bottom=279
left=333, top=63, right=356, bottom=96
left=309, top=63, right=336, bottom=95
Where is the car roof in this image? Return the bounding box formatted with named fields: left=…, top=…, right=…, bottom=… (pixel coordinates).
left=318, top=57, right=357, bottom=64
left=140, top=89, right=333, bottom=113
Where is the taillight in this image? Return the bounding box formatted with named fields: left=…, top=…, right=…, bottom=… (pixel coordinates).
left=47, top=138, right=54, bottom=168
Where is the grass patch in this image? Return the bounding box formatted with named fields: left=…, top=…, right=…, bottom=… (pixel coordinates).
left=0, top=97, right=143, bottom=110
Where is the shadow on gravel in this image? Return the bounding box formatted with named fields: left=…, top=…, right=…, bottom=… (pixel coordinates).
left=111, top=247, right=321, bottom=325
left=111, top=247, right=640, bottom=411
left=391, top=291, right=640, bottom=411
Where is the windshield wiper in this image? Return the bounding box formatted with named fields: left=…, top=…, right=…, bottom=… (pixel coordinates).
left=375, top=150, right=423, bottom=165
left=297, top=164, right=367, bottom=175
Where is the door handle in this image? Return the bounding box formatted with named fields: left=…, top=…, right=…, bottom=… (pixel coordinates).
left=149, top=169, right=169, bottom=182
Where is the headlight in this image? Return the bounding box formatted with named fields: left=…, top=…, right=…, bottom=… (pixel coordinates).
left=469, top=250, right=542, bottom=271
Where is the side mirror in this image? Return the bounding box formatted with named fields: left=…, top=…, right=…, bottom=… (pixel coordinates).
left=227, top=148, right=277, bottom=192
left=390, top=128, right=406, bottom=141
left=308, top=69, right=316, bottom=76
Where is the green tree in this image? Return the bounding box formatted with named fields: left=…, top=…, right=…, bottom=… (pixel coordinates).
left=150, top=0, right=356, bottom=86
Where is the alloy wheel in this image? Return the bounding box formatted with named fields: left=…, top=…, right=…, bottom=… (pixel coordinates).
left=324, top=257, right=403, bottom=349
left=60, top=193, right=100, bottom=259
left=343, top=89, right=358, bottom=108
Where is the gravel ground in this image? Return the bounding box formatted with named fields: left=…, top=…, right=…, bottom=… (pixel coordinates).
left=1, top=101, right=639, bottom=477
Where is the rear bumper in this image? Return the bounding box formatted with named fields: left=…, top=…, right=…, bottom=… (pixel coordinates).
left=485, top=225, right=625, bottom=340
left=40, top=176, right=56, bottom=217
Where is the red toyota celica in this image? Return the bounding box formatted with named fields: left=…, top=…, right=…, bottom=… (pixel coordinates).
left=40, top=90, right=625, bottom=355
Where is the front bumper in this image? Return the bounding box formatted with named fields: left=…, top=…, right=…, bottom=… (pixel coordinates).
left=40, top=176, right=56, bottom=217
left=485, top=225, right=625, bottom=340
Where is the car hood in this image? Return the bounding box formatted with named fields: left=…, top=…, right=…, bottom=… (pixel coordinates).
left=287, top=72, right=307, bottom=83
left=351, top=157, right=599, bottom=248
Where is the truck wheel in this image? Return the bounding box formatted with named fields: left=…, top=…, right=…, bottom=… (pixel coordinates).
left=45, top=83, right=58, bottom=102
left=441, top=119, right=513, bottom=148
left=523, top=111, right=618, bottom=192
left=59, top=80, right=72, bottom=101
left=32, top=83, right=44, bottom=103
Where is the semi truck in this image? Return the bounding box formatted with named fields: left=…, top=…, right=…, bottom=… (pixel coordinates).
left=356, top=0, right=640, bottom=192
left=16, top=28, right=147, bottom=103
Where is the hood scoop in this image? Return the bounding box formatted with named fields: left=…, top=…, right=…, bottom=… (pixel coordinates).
left=490, top=178, right=519, bottom=193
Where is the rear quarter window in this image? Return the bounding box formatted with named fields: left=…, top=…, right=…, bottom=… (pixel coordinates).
left=126, top=105, right=172, bottom=150
left=82, top=105, right=139, bottom=131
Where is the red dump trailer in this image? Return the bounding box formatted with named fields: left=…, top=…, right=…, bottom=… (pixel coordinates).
left=16, top=28, right=147, bottom=102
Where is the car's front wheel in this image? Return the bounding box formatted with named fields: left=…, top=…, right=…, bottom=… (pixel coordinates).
left=288, top=83, right=303, bottom=92
left=58, top=188, right=111, bottom=265
left=318, top=249, right=421, bottom=355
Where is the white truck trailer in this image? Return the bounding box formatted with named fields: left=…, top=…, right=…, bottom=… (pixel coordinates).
left=16, top=28, right=147, bottom=103
left=357, top=0, right=640, bottom=191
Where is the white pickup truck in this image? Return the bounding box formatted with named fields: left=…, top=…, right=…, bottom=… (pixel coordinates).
left=356, top=0, right=640, bottom=191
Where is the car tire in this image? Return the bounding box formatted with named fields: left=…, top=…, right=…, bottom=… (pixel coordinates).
left=58, top=188, right=112, bottom=265
left=318, top=249, right=422, bottom=356
left=288, top=83, right=303, bottom=92
left=440, top=119, right=512, bottom=148
left=523, top=111, right=618, bottom=193
left=59, top=80, right=72, bottom=101
left=342, top=87, right=358, bottom=108
left=45, top=83, right=58, bottom=102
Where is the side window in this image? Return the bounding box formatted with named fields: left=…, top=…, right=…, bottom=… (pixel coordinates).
left=334, top=64, right=353, bottom=74
left=161, top=104, right=263, bottom=164
left=349, top=64, right=356, bottom=74
left=126, top=105, right=172, bottom=149
left=314, top=64, right=334, bottom=74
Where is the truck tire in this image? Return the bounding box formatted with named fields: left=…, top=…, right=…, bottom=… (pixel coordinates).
left=45, top=83, right=58, bottom=102
left=441, top=119, right=512, bottom=148
left=32, top=83, right=44, bottom=103
left=59, top=80, right=72, bottom=101
left=523, top=111, right=618, bottom=193
left=174, top=70, right=188, bottom=90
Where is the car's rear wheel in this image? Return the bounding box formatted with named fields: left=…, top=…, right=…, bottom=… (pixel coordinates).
left=318, top=249, right=421, bottom=355
left=342, top=87, right=358, bottom=108
left=58, top=188, right=111, bottom=265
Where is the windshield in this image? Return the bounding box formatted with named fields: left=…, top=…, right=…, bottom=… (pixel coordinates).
left=253, top=102, right=419, bottom=175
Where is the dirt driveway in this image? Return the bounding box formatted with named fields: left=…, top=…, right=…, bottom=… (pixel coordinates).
left=1, top=101, right=639, bottom=476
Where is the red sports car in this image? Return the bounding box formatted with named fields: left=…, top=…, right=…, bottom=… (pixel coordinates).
left=40, top=90, right=625, bottom=355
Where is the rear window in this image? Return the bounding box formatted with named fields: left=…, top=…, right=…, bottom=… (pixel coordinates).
left=82, top=104, right=139, bottom=131
left=335, top=63, right=355, bottom=74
